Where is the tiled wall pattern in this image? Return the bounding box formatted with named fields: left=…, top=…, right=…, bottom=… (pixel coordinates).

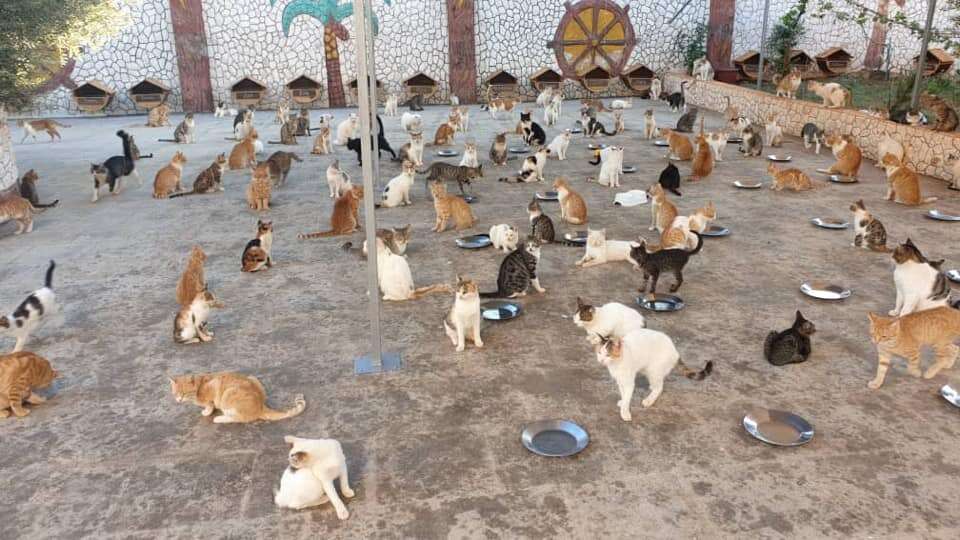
left=0, top=107, right=17, bottom=191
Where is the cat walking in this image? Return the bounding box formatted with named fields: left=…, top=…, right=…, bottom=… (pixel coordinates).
left=0, top=261, right=57, bottom=352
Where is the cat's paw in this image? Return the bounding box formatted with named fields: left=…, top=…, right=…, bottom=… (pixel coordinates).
left=342, top=487, right=355, bottom=498
left=887, top=309, right=899, bottom=317
left=867, top=379, right=884, bottom=390
left=619, top=410, right=632, bottom=422
left=336, top=508, right=350, bottom=520
left=474, top=340, right=484, bottom=348
left=12, top=408, right=30, bottom=417
left=455, top=345, right=465, bottom=352
left=922, top=367, right=939, bottom=379
left=202, top=407, right=214, bottom=417
left=641, top=397, right=657, bottom=408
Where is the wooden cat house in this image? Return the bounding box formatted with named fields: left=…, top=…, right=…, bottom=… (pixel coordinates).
left=734, top=51, right=768, bottom=81
left=230, top=77, right=267, bottom=107
left=620, top=64, right=655, bottom=94
left=530, top=67, right=562, bottom=92
left=815, top=47, right=853, bottom=76
left=484, top=70, right=519, bottom=99
left=72, top=80, right=115, bottom=113
left=787, top=49, right=816, bottom=76
left=347, top=76, right=384, bottom=104
left=579, top=66, right=611, bottom=93
left=913, top=48, right=955, bottom=76
left=128, top=78, right=170, bottom=110
left=286, top=75, right=322, bottom=105
left=402, top=72, right=438, bottom=99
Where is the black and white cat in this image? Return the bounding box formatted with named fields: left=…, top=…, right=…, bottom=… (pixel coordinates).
left=1, top=261, right=57, bottom=352
left=480, top=239, right=546, bottom=298
left=666, top=81, right=687, bottom=112
left=519, top=111, right=546, bottom=146
left=89, top=130, right=139, bottom=202
left=581, top=112, right=613, bottom=137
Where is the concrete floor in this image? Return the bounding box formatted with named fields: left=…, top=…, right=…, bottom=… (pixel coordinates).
left=2, top=98, right=960, bottom=539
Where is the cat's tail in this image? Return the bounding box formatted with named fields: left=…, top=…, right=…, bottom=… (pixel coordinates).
left=410, top=283, right=453, bottom=299
left=51, top=120, right=71, bottom=128
left=267, top=140, right=286, bottom=145
left=157, top=138, right=179, bottom=143
left=667, top=187, right=682, bottom=196
left=168, top=190, right=197, bottom=198
left=290, top=153, right=302, bottom=162
left=763, top=331, right=777, bottom=362
left=677, top=358, right=713, bottom=381
left=260, top=394, right=306, bottom=421
left=498, top=176, right=520, bottom=183
left=298, top=230, right=341, bottom=239
left=44, top=260, right=55, bottom=289
left=920, top=196, right=938, bottom=205
left=555, top=238, right=584, bottom=248
left=687, top=232, right=704, bottom=255
left=35, top=200, right=59, bottom=208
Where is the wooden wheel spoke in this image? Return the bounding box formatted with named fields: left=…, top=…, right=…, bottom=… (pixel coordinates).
left=572, top=14, right=590, bottom=38
left=599, top=16, right=619, bottom=38
left=561, top=39, right=589, bottom=46
left=597, top=48, right=616, bottom=68
left=591, top=7, right=599, bottom=33
left=600, top=40, right=626, bottom=46
left=572, top=48, right=591, bottom=70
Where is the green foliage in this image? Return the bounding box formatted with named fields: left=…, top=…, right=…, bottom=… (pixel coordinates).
left=673, top=22, right=707, bottom=73
left=766, top=0, right=808, bottom=75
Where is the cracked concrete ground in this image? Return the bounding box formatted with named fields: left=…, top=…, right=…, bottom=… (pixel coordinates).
left=2, top=97, right=960, bottom=539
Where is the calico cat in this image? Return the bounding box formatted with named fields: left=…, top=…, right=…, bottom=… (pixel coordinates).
left=159, top=113, right=196, bottom=144
left=171, top=154, right=227, bottom=198
left=739, top=124, right=764, bottom=157
left=767, top=163, right=816, bottom=192
left=326, top=159, right=351, bottom=199
left=773, top=69, right=801, bottom=98
left=919, top=92, right=959, bottom=132
left=595, top=330, right=712, bottom=422
left=90, top=130, right=138, bottom=201
left=429, top=182, right=475, bottom=232
left=459, top=141, right=480, bottom=168
left=340, top=225, right=411, bottom=257
left=528, top=198, right=556, bottom=244
left=666, top=81, right=687, bottom=112
left=311, top=126, right=332, bottom=155
left=547, top=130, right=571, bottom=160
left=867, top=307, right=960, bottom=389
left=229, top=130, right=259, bottom=170
left=241, top=219, right=274, bottom=272
left=675, top=107, right=697, bottom=133
left=480, top=239, right=546, bottom=298
left=444, top=276, right=483, bottom=351
left=643, top=109, right=658, bottom=139
left=173, top=288, right=224, bottom=344
left=801, top=123, right=825, bottom=154
left=275, top=436, right=354, bottom=519
left=152, top=151, right=187, bottom=199
left=17, top=170, right=58, bottom=208
left=647, top=183, right=678, bottom=232
left=764, top=311, right=816, bottom=366
left=489, top=132, right=508, bottom=166
left=554, top=177, right=587, bottom=224
left=656, top=164, right=682, bottom=196
left=425, top=162, right=483, bottom=196
left=0, top=261, right=56, bottom=352
left=176, top=246, right=206, bottom=306
left=520, top=111, right=546, bottom=146
left=489, top=224, right=519, bottom=253
left=661, top=128, right=693, bottom=160
left=169, top=372, right=306, bottom=423
left=0, top=193, right=38, bottom=235
left=573, top=297, right=646, bottom=344
left=379, top=161, right=416, bottom=208
left=632, top=233, right=703, bottom=296
left=0, top=352, right=57, bottom=418
left=808, top=81, right=851, bottom=108
left=881, top=153, right=935, bottom=205
left=705, top=131, right=727, bottom=162
left=499, top=148, right=549, bottom=183
left=298, top=185, right=363, bottom=239
left=17, top=119, right=70, bottom=143
left=265, top=151, right=301, bottom=187
left=576, top=229, right=640, bottom=269
left=480, top=88, right=520, bottom=119
left=246, top=164, right=273, bottom=211
left=396, top=132, right=425, bottom=167
left=850, top=200, right=890, bottom=252
left=889, top=239, right=950, bottom=316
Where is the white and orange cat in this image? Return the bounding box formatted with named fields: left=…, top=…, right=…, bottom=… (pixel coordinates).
left=554, top=177, right=587, bottom=225
left=444, top=275, right=483, bottom=351
left=880, top=153, right=936, bottom=206
left=661, top=128, right=693, bottom=161
left=824, top=134, right=862, bottom=178
left=867, top=307, right=960, bottom=389
left=647, top=183, right=678, bottom=233
left=767, top=163, right=817, bottom=191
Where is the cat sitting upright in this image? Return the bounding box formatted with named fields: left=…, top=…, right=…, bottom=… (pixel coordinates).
left=241, top=219, right=274, bottom=272
left=173, top=287, right=224, bottom=344
left=275, top=435, right=354, bottom=519
left=850, top=200, right=890, bottom=252
left=443, top=275, right=483, bottom=352
left=17, top=170, right=58, bottom=209
left=0, top=261, right=56, bottom=352
left=889, top=239, right=950, bottom=317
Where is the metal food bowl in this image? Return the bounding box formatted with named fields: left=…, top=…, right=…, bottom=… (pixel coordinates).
left=536, top=191, right=559, bottom=201
left=800, top=281, right=851, bottom=300
left=810, top=217, right=849, bottom=230
left=508, top=146, right=530, bottom=154
left=733, top=180, right=762, bottom=189
left=742, top=408, right=814, bottom=447
left=701, top=225, right=730, bottom=237
left=940, top=385, right=960, bottom=408
left=587, top=143, right=607, bottom=150
left=727, top=136, right=743, bottom=144
left=947, top=269, right=960, bottom=284
left=828, top=174, right=858, bottom=184
left=926, top=209, right=960, bottom=222
left=653, top=140, right=670, bottom=147
left=481, top=300, right=521, bottom=321
left=459, top=194, right=478, bottom=204
left=637, top=293, right=685, bottom=312
left=767, top=155, right=792, bottom=162
left=622, top=165, right=638, bottom=174
left=521, top=419, right=589, bottom=457
left=455, top=234, right=492, bottom=249
left=564, top=231, right=588, bottom=245
left=435, top=149, right=459, bottom=157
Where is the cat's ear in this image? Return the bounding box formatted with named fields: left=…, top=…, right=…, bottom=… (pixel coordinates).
left=794, top=310, right=805, bottom=324
left=284, top=435, right=298, bottom=445
left=576, top=296, right=585, bottom=310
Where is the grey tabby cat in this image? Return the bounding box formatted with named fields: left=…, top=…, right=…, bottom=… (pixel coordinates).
left=528, top=198, right=555, bottom=243
left=739, top=123, right=764, bottom=157
left=265, top=151, right=302, bottom=187
left=480, top=238, right=546, bottom=298
left=489, top=132, right=508, bottom=166
left=159, top=113, right=195, bottom=144
left=341, top=225, right=412, bottom=257
left=675, top=106, right=697, bottom=133
left=169, top=154, right=226, bottom=198
left=17, top=170, right=59, bottom=208
left=850, top=200, right=890, bottom=252
left=801, top=122, right=825, bottom=154
left=270, top=119, right=298, bottom=145
left=424, top=162, right=483, bottom=196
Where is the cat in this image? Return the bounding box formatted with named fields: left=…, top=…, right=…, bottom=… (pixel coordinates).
left=656, top=202, right=717, bottom=251
left=176, top=246, right=206, bottom=306
left=739, top=123, right=764, bottom=157
left=245, top=164, right=273, bottom=211
left=274, top=436, right=354, bottom=519
left=536, top=86, right=555, bottom=108
left=480, top=239, right=546, bottom=298
left=554, top=177, right=587, bottom=224
left=404, top=93, right=424, bottom=111
left=17, top=119, right=70, bottom=143
left=446, top=109, right=464, bottom=133
left=850, top=200, right=890, bottom=252
left=0, top=352, right=57, bottom=418
left=400, top=112, right=423, bottom=133
left=675, top=107, right=697, bottom=133
left=335, top=114, right=359, bottom=145
left=459, top=142, right=479, bottom=168
left=919, top=92, right=959, bottom=132
left=425, top=162, right=483, bottom=196
left=867, top=307, right=960, bottom=389
left=147, top=103, right=172, bottom=127
left=649, top=78, right=662, bottom=101
left=152, top=151, right=187, bottom=199
left=587, top=146, right=624, bottom=187
left=723, top=96, right=740, bottom=123
left=270, top=118, right=298, bottom=145
left=432, top=122, right=456, bottom=146
left=499, top=147, right=549, bottom=183
left=690, top=129, right=714, bottom=181
left=889, top=239, right=950, bottom=317
left=233, top=108, right=254, bottom=136
left=767, top=163, right=816, bottom=192
left=705, top=131, right=727, bottom=162
left=691, top=56, right=713, bottom=80
left=773, top=69, right=801, bottom=99
left=384, top=93, right=399, bottom=116
left=764, top=115, right=783, bottom=147
left=376, top=240, right=449, bottom=301
left=807, top=81, right=851, bottom=108
left=656, top=163, right=682, bottom=197
left=379, top=160, right=415, bottom=208
left=667, top=81, right=687, bottom=112
left=311, top=127, right=332, bottom=155
left=429, top=181, right=475, bottom=232
left=489, top=223, right=519, bottom=253
left=265, top=151, right=301, bottom=187
left=233, top=111, right=253, bottom=141
left=582, top=115, right=613, bottom=137
left=632, top=233, right=703, bottom=296
left=528, top=198, right=556, bottom=244
left=214, top=100, right=237, bottom=118
left=547, top=130, right=571, bottom=160
left=489, top=132, right=508, bottom=166
left=298, top=185, right=363, bottom=239
left=90, top=130, right=139, bottom=201
left=456, top=106, right=470, bottom=132
left=480, top=87, right=521, bottom=119
left=876, top=135, right=904, bottom=168
left=729, top=115, right=750, bottom=138
left=643, top=109, right=658, bottom=139
left=241, top=219, right=274, bottom=272
left=801, top=123, right=825, bottom=154
left=173, top=288, right=224, bottom=344
left=0, top=261, right=56, bottom=352
left=594, top=330, right=712, bottom=422
left=170, top=154, right=227, bottom=198
left=349, top=225, right=412, bottom=257
left=661, top=128, right=693, bottom=161
left=544, top=94, right=562, bottom=126
left=159, top=113, right=196, bottom=144
left=647, top=183, right=678, bottom=232
left=17, top=170, right=58, bottom=209
left=228, top=130, right=259, bottom=170
left=519, top=111, right=546, bottom=146
left=396, top=132, right=425, bottom=167
left=326, top=160, right=351, bottom=199
left=573, top=297, right=646, bottom=345
left=169, top=372, right=306, bottom=423
left=444, top=276, right=483, bottom=352
left=129, top=134, right=152, bottom=160
left=764, top=311, right=816, bottom=366
left=881, top=153, right=936, bottom=206
left=576, top=229, right=640, bottom=269
left=294, top=108, right=311, bottom=136
left=346, top=130, right=397, bottom=166
left=612, top=111, right=626, bottom=135
left=824, top=134, right=861, bottom=178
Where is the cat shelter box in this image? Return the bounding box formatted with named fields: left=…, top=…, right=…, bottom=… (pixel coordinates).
left=913, top=48, right=955, bottom=77
left=231, top=77, right=268, bottom=107
left=620, top=64, right=654, bottom=94
left=787, top=49, right=816, bottom=76
left=128, top=78, right=170, bottom=109
left=734, top=51, right=771, bottom=81
left=484, top=70, right=519, bottom=99
left=815, top=47, right=853, bottom=76
left=347, top=77, right=384, bottom=105
left=579, top=66, right=611, bottom=93
left=402, top=72, right=438, bottom=99
left=72, top=80, right=115, bottom=113
left=530, top=67, right=562, bottom=92
left=286, top=75, right=322, bottom=105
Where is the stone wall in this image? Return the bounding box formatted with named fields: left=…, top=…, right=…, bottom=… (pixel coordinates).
left=0, top=106, right=17, bottom=191
left=664, top=73, right=960, bottom=184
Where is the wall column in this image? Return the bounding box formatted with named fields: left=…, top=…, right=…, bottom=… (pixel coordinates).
left=706, top=0, right=738, bottom=83
left=446, top=0, right=478, bottom=103
left=169, top=0, right=214, bottom=112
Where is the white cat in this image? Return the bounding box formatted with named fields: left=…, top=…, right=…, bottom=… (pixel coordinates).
left=890, top=240, right=950, bottom=316
left=400, top=112, right=422, bottom=134
left=489, top=224, right=519, bottom=252
left=544, top=94, right=562, bottom=126
left=456, top=106, right=470, bottom=132
left=536, top=87, right=555, bottom=108
left=326, top=160, right=351, bottom=199
left=573, top=297, right=646, bottom=344
left=612, top=111, right=625, bottom=135
left=253, top=138, right=264, bottom=155
left=214, top=102, right=237, bottom=118
left=335, top=114, right=359, bottom=145
left=706, top=131, right=727, bottom=161
left=610, top=98, right=633, bottom=110
left=173, top=289, right=223, bottom=344
left=275, top=436, right=353, bottom=520
left=380, top=160, right=415, bottom=208
left=384, top=94, right=399, bottom=117
left=876, top=135, right=904, bottom=168
left=450, top=95, right=460, bottom=106
left=691, top=56, right=714, bottom=81
left=591, top=146, right=623, bottom=188
left=547, top=130, right=571, bottom=160
left=459, top=142, right=479, bottom=168
left=0, top=261, right=57, bottom=352
left=595, top=330, right=712, bottom=421
left=377, top=242, right=448, bottom=301
left=729, top=116, right=750, bottom=137
left=576, top=228, right=639, bottom=269
left=649, top=78, right=662, bottom=101
left=443, top=276, right=483, bottom=352
left=643, top=110, right=657, bottom=139
left=764, top=115, right=783, bottom=147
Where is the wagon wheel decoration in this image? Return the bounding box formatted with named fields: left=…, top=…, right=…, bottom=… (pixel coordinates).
left=547, top=0, right=636, bottom=78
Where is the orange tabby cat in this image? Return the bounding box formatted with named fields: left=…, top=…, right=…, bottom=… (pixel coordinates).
left=175, top=245, right=206, bottom=306
left=169, top=372, right=306, bottom=423
left=298, top=185, right=363, bottom=238
left=867, top=307, right=960, bottom=389
left=657, top=201, right=716, bottom=250
left=824, top=134, right=862, bottom=178
left=152, top=151, right=187, bottom=198
left=311, top=126, right=331, bottom=155
left=767, top=163, right=816, bottom=191
left=647, top=183, right=678, bottom=232
left=432, top=122, right=456, bottom=146
left=246, top=164, right=272, bottom=210
left=0, top=193, right=38, bottom=235
left=0, top=351, right=57, bottom=418
left=661, top=128, right=693, bottom=161
left=229, top=130, right=258, bottom=170
left=690, top=123, right=714, bottom=180
left=554, top=177, right=587, bottom=225
left=428, top=181, right=475, bottom=232
left=880, top=153, right=936, bottom=206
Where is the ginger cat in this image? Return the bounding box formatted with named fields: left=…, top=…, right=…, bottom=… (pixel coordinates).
left=647, top=183, right=678, bottom=232
left=298, top=185, right=363, bottom=239
left=229, top=130, right=259, bottom=170
left=428, top=181, right=475, bottom=232
left=774, top=69, right=801, bottom=99
left=824, top=134, right=862, bottom=178
left=432, top=122, right=456, bottom=146
left=554, top=177, right=587, bottom=225
left=880, top=153, right=936, bottom=206
left=867, top=307, right=960, bottom=389
left=661, top=128, right=693, bottom=161
left=690, top=122, right=714, bottom=180
left=0, top=193, right=38, bottom=235
left=311, top=126, right=331, bottom=155
left=0, top=351, right=57, bottom=418
left=656, top=201, right=716, bottom=250
left=767, top=163, right=817, bottom=191
left=246, top=164, right=272, bottom=211
left=175, top=245, right=206, bottom=306
left=170, top=372, right=306, bottom=423
left=152, top=151, right=187, bottom=198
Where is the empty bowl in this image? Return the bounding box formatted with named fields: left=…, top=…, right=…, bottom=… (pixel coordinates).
left=481, top=300, right=521, bottom=321
left=767, top=155, right=792, bottom=162
left=733, top=180, right=762, bottom=189
left=800, top=281, right=851, bottom=300
left=926, top=209, right=960, bottom=222
left=521, top=419, right=589, bottom=457
left=455, top=234, right=492, bottom=249
left=701, top=225, right=730, bottom=237
left=810, top=217, right=849, bottom=230
left=636, top=294, right=685, bottom=312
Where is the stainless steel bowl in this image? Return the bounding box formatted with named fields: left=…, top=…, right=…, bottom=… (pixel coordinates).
left=521, top=419, right=589, bottom=457
left=481, top=300, right=521, bottom=321
left=743, top=408, right=814, bottom=446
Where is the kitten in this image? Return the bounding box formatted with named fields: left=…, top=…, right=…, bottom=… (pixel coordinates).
left=705, top=131, right=727, bottom=162
left=241, top=219, right=274, bottom=272
left=173, top=288, right=224, bottom=344
left=246, top=164, right=273, bottom=210
left=396, top=132, right=425, bottom=167
left=767, top=163, right=816, bottom=192
left=808, top=81, right=851, bottom=108
left=265, top=151, right=301, bottom=187
left=169, top=154, right=227, bottom=198
left=0, top=352, right=57, bottom=418
left=632, top=233, right=703, bottom=296
left=764, top=311, right=816, bottom=366
left=400, top=112, right=423, bottom=133
left=459, top=142, right=479, bottom=168
left=90, top=130, right=139, bottom=201
left=379, top=160, right=415, bottom=208
left=311, top=126, right=332, bottom=155
left=335, top=114, right=359, bottom=145
left=739, top=124, right=764, bottom=157
left=490, top=223, right=520, bottom=253
left=876, top=135, right=904, bottom=168
left=774, top=69, right=801, bottom=99
left=576, top=228, right=640, bottom=269
left=656, top=164, right=682, bottom=197
left=667, top=81, right=687, bottom=112
left=480, top=239, right=546, bottom=298
left=299, top=185, right=363, bottom=239
left=17, top=170, right=58, bottom=208
left=152, top=151, right=187, bottom=198
left=159, top=113, right=195, bottom=144
left=647, top=183, right=678, bottom=232
left=850, top=200, right=890, bottom=252
left=764, top=114, right=783, bottom=147
left=275, top=436, right=354, bottom=519
left=594, top=330, right=712, bottom=422
left=489, top=132, right=508, bottom=166
left=661, top=128, right=693, bottom=160
left=432, top=122, right=456, bottom=146
left=675, top=107, right=697, bottom=133
left=649, top=78, right=662, bottom=101
left=643, top=109, right=658, bottom=139
left=573, top=297, right=646, bottom=344
left=881, top=153, right=936, bottom=206
left=429, top=182, right=475, bottom=232
left=919, top=92, right=959, bottom=132
left=690, top=129, right=714, bottom=180
left=170, top=372, right=306, bottom=423
left=444, top=276, right=483, bottom=351
left=520, top=111, right=546, bottom=146
left=889, top=239, right=950, bottom=316
left=384, top=94, right=399, bottom=116
left=176, top=246, right=206, bottom=306
left=0, top=261, right=56, bottom=352
left=376, top=239, right=449, bottom=301
left=554, top=177, right=587, bottom=224
left=425, top=162, right=483, bottom=196
left=867, top=307, right=960, bottom=389
left=326, top=160, right=351, bottom=199
left=228, top=130, right=259, bottom=170
left=587, top=146, right=624, bottom=187
left=801, top=123, right=825, bottom=154
left=17, top=119, right=70, bottom=143
left=528, top=198, right=556, bottom=244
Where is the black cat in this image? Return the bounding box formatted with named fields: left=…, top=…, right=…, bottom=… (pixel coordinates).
left=403, top=94, right=424, bottom=111
left=657, top=163, right=682, bottom=196
left=480, top=239, right=545, bottom=298
left=667, top=81, right=687, bottom=112
left=520, top=111, right=546, bottom=146
left=346, top=115, right=397, bottom=165
left=90, top=130, right=136, bottom=194
left=764, top=311, right=816, bottom=366
left=631, top=232, right=703, bottom=295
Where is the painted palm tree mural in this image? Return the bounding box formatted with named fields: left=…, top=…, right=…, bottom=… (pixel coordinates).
left=864, top=0, right=905, bottom=71
left=270, top=0, right=391, bottom=107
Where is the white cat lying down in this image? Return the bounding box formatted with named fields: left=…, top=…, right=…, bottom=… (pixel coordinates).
left=275, top=436, right=354, bottom=519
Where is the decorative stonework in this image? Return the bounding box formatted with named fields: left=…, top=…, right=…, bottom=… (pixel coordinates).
left=0, top=107, right=17, bottom=192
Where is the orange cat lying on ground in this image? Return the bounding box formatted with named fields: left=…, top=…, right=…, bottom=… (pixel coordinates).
left=0, top=351, right=57, bottom=418
left=824, top=134, right=862, bottom=178
left=299, top=185, right=363, bottom=238
left=170, top=372, right=306, bottom=423
left=867, top=307, right=960, bottom=389
left=767, top=163, right=817, bottom=191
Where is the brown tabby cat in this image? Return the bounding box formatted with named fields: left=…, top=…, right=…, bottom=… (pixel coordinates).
left=867, top=307, right=960, bottom=389
left=169, top=372, right=306, bottom=423
left=432, top=122, right=456, bottom=146
left=662, top=128, right=693, bottom=161
left=880, top=153, right=936, bottom=206
left=919, top=92, right=959, bottom=132
left=429, top=181, right=475, bottom=232
left=271, top=119, right=298, bottom=145
left=246, top=164, right=273, bottom=210
left=265, top=151, right=301, bottom=187
left=773, top=68, right=801, bottom=99
left=147, top=103, right=172, bottom=127
left=152, top=151, right=187, bottom=198
left=767, top=163, right=816, bottom=191
left=824, top=134, right=862, bottom=178
left=554, top=177, right=587, bottom=225
left=298, top=185, right=364, bottom=239
left=311, top=126, right=331, bottom=155
left=489, top=132, right=508, bottom=165
left=647, top=183, right=678, bottom=232
left=0, top=351, right=57, bottom=418
left=229, top=130, right=258, bottom=170
left=176, top=245, right=207, bottom=306
left=169, top=154, right=226, bottom=198
left=0, top=193, right=39, bottom=235
left=18, top=170, right=59, bottom=208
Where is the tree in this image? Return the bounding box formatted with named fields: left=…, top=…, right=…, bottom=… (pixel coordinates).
left=766, top=0, right=808, bottom=75
left=863, top=0, right=905, bottom=71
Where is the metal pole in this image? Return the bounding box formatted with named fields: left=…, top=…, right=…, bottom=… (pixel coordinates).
left=910, top=0, right=938, bottom=112
left=756, top=0, right=770, bottom=90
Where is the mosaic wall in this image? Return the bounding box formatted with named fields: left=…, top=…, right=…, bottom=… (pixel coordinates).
left=0, top=107, right=17, bottom=191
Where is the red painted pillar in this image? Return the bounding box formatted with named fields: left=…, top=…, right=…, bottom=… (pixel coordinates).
left=169, top=0, right=214, bottom=112
left=446, top=0, right=478, bottom=103
left=707, top=0, right=738, bottom=83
